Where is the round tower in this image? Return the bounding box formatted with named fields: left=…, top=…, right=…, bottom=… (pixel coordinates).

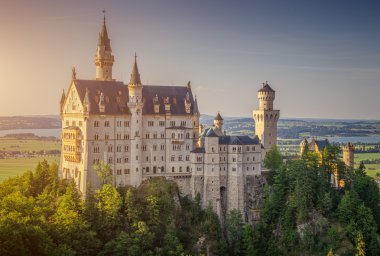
left=253, top=82, right=280, bottom=152
left=300, top=138, right=309, bottom=156
left=342, top=142, right=355, bottom=168
left=95, top=12, right=115, bottom=81
left=213, top=112, right=224, bottom=135
left=127, top=54, right=144, bottom=187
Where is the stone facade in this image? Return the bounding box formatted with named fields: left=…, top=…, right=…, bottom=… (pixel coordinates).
left=60, top=15, right=279, bottom=222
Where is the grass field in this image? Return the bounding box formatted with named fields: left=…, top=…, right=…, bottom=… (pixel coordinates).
left=354, top=153, right=380, bottom=178
left=0, top=156, right=60, bottom=182
left=0, top=138, right=61, bottom=152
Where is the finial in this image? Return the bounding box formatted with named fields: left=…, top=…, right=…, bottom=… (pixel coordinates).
left=134, top=52, right=137, bottom=62
left=72, top=67, right=77, bottom=80
left=187, top=81, right=191, bottom=88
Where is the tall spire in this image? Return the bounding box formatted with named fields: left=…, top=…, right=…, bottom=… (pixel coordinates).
left=98, top=10, right=111, bottom=51
left=129, top=53, right=141, bottom=85
left=95, top=10, right=114, bottom=81
left=193, top=95, right=200, bottom=115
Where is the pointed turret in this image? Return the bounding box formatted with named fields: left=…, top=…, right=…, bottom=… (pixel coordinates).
left=60, top=89, right=66, bottom=115
left=60, top=89, right=66, bottom=105
left=129, top=53, right=142, bottom=85
left=193, top=95, right=200, bottom=116
left=98, top=14, right=111, bottom=51
left=83, top=88, right=90, bottom=114
left=95, top=11, right=114, bottom=81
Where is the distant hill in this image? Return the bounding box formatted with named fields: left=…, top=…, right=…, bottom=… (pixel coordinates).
left=0, top=115, right=61, bottom=130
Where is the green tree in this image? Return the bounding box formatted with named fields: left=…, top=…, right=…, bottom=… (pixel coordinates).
left=242, top=224, right=254, bottom=256
left=94, top=161, right=112, bottom=184
left=225, top=209, right=244, bottom=255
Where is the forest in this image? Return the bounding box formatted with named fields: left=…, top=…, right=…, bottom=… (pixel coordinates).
left=1, top=146, right=380, bottom=255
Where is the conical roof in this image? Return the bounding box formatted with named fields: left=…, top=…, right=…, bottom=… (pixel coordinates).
left=214, top=112, right=223, bottom=121
left=98, top=14, right=112, bottom=51
left=258, top=82, right=275, bottom=92
left=129, top=54, right=141, bottom=85
left=60, top=89, right=66, bottom=104
left=193, top=95, right=199, bottom=115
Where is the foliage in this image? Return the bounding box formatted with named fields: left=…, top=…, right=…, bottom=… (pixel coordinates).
left=2, top=147, right=380, bottom=255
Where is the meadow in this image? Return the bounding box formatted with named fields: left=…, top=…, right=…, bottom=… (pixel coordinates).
left=355, top=152, right=380, bottom=177
left=0, top=137, right=61, bottom=182
left=0, top=155, right=60, bottom=182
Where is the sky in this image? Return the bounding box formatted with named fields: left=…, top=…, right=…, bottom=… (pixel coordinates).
left=0, top=0, right=379, bottom=119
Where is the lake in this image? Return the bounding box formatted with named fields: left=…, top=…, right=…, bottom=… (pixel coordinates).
left=0, top=128, right=61, bottom=138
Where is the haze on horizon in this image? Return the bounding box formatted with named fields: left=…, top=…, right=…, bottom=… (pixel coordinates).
left=0, top=0, right=379, bottom=120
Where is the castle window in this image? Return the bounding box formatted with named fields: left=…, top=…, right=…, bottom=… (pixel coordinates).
left=162, top=156, right=164, bottom=161
left=186, top=155, right=189, bottom=161
left=136, top=168, right=139, bottom=172
left=148, top=121, right=154, bottom=127
left=253, top=157, right=255, bottom=161
left=172, top=167, right=175, bottom=172
left=153, top=166, right=157, bottom=173
left=246, top=146, right=249, bottom=151
left=179, top=155, right=183, bottom=161
left=212, top=147, right=214, bottom=153
left=124, top=121, right=130, bottom=127
left=124, top=158, right=129, bottom=163
left=161, top=166, right=165, bottom=172
left=146, top=167, right=149, bottom=173
left=252, top=166, right=255, bottom=170
left=124, top=134, right=130, bottom=140
left=233, top=158, right=236, bottom=162
left=136, top=144, right=138, bottom=149
left=117, top=169, right=121, bottom=175
left=146, top=156, right=149, bottom=161
left=153, top=145, right=157, bottom=151
left=117, top=145, right=121, bottom=152
left=94, top=134, right=99, bottom=140
left=179, top=166, right=182, bottom=172
left=247, top=167, right=249, bottom=171
left=186, top=144, right=190, bottom=150
left=171, top=155, right=175, bottom=161
left=108, top=157, right=113, bottom=164
left=186, top=166, right=190, bottom=172
left=186, top=133, right=190, bottom=139
left=108, top=145, right=113, bottom=152
left=142, top=145, right=147, bottom=151
left=124, top=169, right=130, bottom=174
left=154, top=156, right=156, bottom=161
left=105, top=134, right=109, bottom=140
left=153, top=133, right=157, bottom=139
left=125, top=145, right=129, bottom=152
left=159, top=121, right=165, bottom=127
left=170, top=121, right=175, bottom=127
left=161, top=133, right=165, bottom=138
left=181, top=121, right=186, bottom=126
left=171, top=133, right=175, bottom=139
left=104, top=121, right=110, bottom=127
left=232, top=167, right=236, bottom=172
left=252, top=146, right=255, bottom=151
left=136, top=156, right=138, bottom=160
left=161, top=144, right=165, bottom=150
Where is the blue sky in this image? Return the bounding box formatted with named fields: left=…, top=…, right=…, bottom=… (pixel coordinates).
left=0, top=0, right=379, bottom=119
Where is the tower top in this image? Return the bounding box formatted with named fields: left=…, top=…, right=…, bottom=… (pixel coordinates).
left=214, top=112, right=223, bottom=121
left=129, top=53, right=142, bottom=85
left=98, top=10, right=111, bottom=51
left=258, top=81, right=275, bottom=93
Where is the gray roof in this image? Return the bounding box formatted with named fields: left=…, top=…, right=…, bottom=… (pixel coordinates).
left=258, top=83, right=275, bottom=93
left=205, top=128, right=218, bottom=137
left=314, top=139, right=330, bottom=150
left=72, top=79, right=195, bottom=116
left=214, top=113, right=223, bottom=121
left=219, top=135, right=260, bottom=145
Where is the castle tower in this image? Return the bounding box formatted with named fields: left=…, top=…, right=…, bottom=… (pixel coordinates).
left=342, top=143, right=355, bottom=168
left=213, top=113, right=224, bottom=136
left=253, top=82, right=280, bottom=152
left=127, top=54, right=144, bottom=186
left=95, top=12, right=114, bottom=81
left=300, top=138, right=309, bottom=156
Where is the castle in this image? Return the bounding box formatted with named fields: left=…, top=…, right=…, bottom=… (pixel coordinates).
left=59, top=15, right=279, bottom=222
left=300, top=138, right=355, bottom=188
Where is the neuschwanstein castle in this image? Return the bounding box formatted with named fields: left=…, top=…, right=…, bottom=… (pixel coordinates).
left=59, top=15, right=279, bottom=222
